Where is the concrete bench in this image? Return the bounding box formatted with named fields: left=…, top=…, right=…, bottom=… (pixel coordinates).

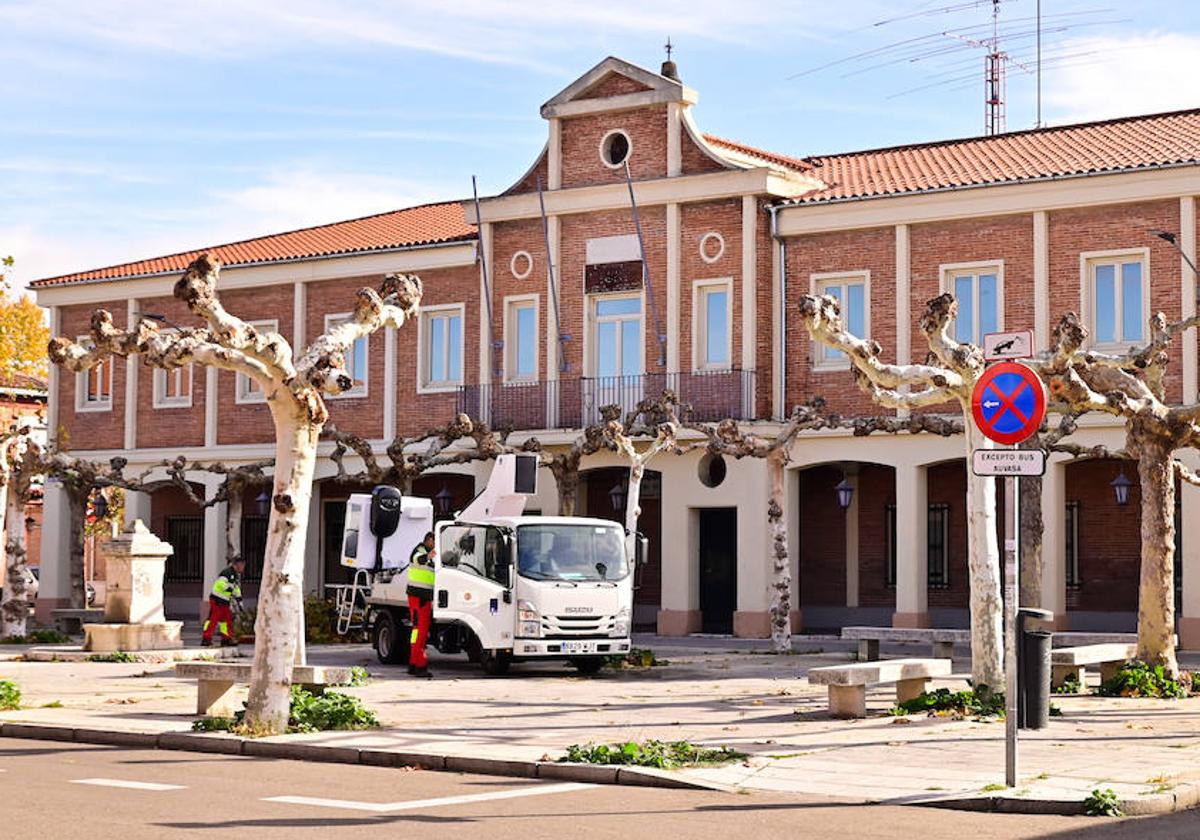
left=807, top=658, right=954, bottom=718
left=51, top=608, right=104, bottom=636
left=841, top=626, right=969, bottom=661
left=176, top=662, right=352, bottom=716
left=1051, top=643, right=1137, bottom=690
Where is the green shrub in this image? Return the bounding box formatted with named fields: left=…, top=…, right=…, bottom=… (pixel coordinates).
left=561, top=740, right=745, bottom=769
left=287, top=686, right=379, bottom=733
left=607, top=648, right=668, bottom=668
left=889, top=685, right=1005, bottom=718
left=87, top=651, right=138, bottom=663
left=304, top=594, right=340, bottom=644
left=338, top=666, right=370, bottom=686
left=0, top=629, right=71, bottom=645
left=192, top=716, right=236, bottom=732
left=0, top=679, right=20, bottom=710
left=1053, top=671, right=1082, bottom=694
left=1098, top=661, right=1188, bottom=699
left=1083, top=787, right=1122, bottom=817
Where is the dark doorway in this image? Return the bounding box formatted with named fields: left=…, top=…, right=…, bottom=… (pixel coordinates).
left=699, top=507, right=737, bottom=634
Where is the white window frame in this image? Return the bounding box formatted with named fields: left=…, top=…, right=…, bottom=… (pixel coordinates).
left=810, top=271, right=870, bottom=371
left=692, top=278, right=733, bottom=372
left=235, top=319, right=278, bottom=404
left=939, top=260, right=1005, bottom=345
left=152, top=332, right=194, bottom=409
left=75, top=335, right=113, bottom=413
left=1080, top=247, right=1151, bottom=350
left=586, top=291, right=645, bottom=379
left=598, top=129, right=632, bottom=169
left=418, top=304, right=466, bottom=394
left=503, top=294, right=539, bottom=385
left=323, top=312, right=369, bottom=399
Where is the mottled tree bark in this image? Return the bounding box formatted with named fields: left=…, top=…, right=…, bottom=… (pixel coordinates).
left=1133, top=434, right=1177, bottom=673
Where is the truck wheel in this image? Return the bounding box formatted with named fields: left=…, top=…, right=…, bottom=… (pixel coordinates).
left=480, top=650, right=511, bottom=676
left=571, top=657, right=605, bottom=675
left=373, top=611, right=409, bottom=665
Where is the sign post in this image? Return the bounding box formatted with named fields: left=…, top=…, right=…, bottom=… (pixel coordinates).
left=970, top=358, right=1047, bottom=789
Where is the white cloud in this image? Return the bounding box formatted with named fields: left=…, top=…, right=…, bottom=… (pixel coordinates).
left=1041, top=32, right=1200, bottom=124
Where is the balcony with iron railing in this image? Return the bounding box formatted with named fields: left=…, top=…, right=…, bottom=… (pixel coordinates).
left=456, top=369, right=756, bottom=431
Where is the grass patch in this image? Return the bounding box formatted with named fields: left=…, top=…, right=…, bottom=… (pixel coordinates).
left=980, top=783, right=1007, bottom=793
left=1098, top=661, right=1189, bottom=699
left=87, top=651, right=138, bottom=663
left=562, top=740, right=746, bottom=769
left=40, top=700, right=63, bottom=708
left=607, top=648, right=669, bottom=668
left=0, top=679, right=20, bottom=710
left=889, top=686, right=1005, bottom=719
left=1083, top=788, right=1122, bottom=817
left=191, top=716, right=236, bottom=732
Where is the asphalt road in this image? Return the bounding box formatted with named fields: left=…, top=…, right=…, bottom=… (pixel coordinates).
left=2, top=738, right=1198, bottom=839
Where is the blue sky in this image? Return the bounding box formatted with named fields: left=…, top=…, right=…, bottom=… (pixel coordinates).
left=4, top=0, right=1200, bottom=290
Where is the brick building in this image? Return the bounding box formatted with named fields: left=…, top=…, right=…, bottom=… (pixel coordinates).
left=29, top=57, right=1200, bottom=643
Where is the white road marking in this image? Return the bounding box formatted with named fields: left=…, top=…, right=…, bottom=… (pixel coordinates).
left=264, top=781, right=593, bottom=813
left=70, top=778, right=185, bottom=791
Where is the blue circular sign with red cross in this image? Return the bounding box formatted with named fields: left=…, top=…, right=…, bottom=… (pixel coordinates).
left=970, top=361, right=1047, bottom=445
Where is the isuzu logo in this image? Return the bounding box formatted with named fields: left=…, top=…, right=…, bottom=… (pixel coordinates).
left=563, top=606, right=593, bottom=614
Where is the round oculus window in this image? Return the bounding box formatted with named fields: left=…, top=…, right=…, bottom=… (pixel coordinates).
left=699, top=231, right=725, bottom=264
left=510, top=250, right=533, bottom=280
left=697, top=452, right=728, bottom=488
left=600, top=130, right=631, bottom=168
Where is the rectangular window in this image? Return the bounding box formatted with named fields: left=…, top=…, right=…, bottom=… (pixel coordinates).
left=1086, top=252, right=1147, bottom=346
left=420, top=306, right=464, bottom=392
left=235, top=319, right=278, bottom=403
left=885, top=504, right=897, bottom=588
left=505, top=296, right=538, bottom=383
left=1065, top=501, right=1081, bottom=588
left=694, top=280, right=731, bottom=370
left=75, top=336, right=112, bottom=412
left=153, top=365, right=193, bottom=408
left=945, top=265, right=1001, bottom=344
left=927, top=503, right=950, bottom=589
left=812, top=273, right=868, bottom=368
left=324, top=313, right=368, bottom=398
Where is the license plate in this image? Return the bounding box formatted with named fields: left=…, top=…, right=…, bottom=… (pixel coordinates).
left=561, top=641, right=595, bottom=654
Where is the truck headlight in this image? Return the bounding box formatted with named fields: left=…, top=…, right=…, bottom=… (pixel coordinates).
left=612, top=606, right=630, bottom=637
left=518, top=600, right=541, bottom=638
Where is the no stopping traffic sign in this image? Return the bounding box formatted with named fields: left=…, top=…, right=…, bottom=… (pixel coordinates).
left=970, top=361, right=1047, bottom=445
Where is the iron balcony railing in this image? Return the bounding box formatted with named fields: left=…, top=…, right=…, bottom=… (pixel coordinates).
left=456, top=369, right=756, bottom=431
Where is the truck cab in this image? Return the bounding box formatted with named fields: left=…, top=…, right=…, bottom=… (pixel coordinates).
left=339, top=453, right=641, bottom=675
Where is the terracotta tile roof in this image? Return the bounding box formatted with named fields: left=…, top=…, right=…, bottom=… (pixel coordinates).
left=0, top=371, right=48, bottom=394
left=701, top=133, right=814, bottom=172
left=32, top=200, right=476, bottom=287
left=793, top=107, right=1200, bottom=204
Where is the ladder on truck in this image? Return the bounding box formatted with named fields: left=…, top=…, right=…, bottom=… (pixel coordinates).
left=334, top=569, right=373, bottom=636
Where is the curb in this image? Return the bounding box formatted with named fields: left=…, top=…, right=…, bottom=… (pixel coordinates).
left=22, top=646, right=245, bottom=663
left=0, top=721, right=725, bottom=792
left=908, top=781, right=1200, bottom=817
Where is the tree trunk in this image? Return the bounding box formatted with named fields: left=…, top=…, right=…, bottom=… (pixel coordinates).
left=964, top=422, right=1005, bottom=690
left=67, top=486, right=87, bottom=610
left=555, top=469, right=579, bottom=517
left=0, top=481, right=28, bottom=639
left=1018, top=440, right=1044, bottom=609
left=244, top=415, right=320, bottom=734
left=767, top=450, right=792, bottom=653
left=1134, top=434, right=1178, bottom=674
left=226, top=491, right=243, bottom=563
left=623, top=462, right=642, bottom=559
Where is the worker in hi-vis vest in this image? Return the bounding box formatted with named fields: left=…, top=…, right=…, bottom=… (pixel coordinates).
left=202, top=557, right=245, bottom=647
left=407, top=532, right=436, bottom=677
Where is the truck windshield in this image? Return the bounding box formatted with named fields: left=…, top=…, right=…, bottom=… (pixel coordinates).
left=516, top=524, right=629, bottom=582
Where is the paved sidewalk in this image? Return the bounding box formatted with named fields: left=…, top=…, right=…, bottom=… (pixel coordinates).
left=3, top=636, right=1200, bottom=814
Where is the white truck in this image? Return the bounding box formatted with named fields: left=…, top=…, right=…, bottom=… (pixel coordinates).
left=338, top=453, right=644, bottom=675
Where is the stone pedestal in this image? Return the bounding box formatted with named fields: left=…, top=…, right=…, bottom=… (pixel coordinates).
left=83, top=520, right=181, bottom=653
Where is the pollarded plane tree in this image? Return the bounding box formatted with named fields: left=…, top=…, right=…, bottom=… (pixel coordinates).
left=1038, top=310, right=1200, bottom=675
left=688, top=401, right=961, bottom=654
left=606, top=392, right=682, bottom=562
left=49, top=254, right=421, bottom=734
left=325, top=413, right=527, bottom=496
left=0, top=425, right=40, bottom=638
left=798, top=292, right=1007, bottom=688
left=531, top=406, right=622, bottom=517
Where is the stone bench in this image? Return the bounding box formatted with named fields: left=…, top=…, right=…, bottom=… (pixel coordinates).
left=841, top=626, right=969, bottom=661
left=807, top=658, right=954, bottom=718
left=1051, top=643, right=1137, bottom=691
left=51, top=608, right=105, bottom=636
left=176, top=662, right=352, bottom=716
